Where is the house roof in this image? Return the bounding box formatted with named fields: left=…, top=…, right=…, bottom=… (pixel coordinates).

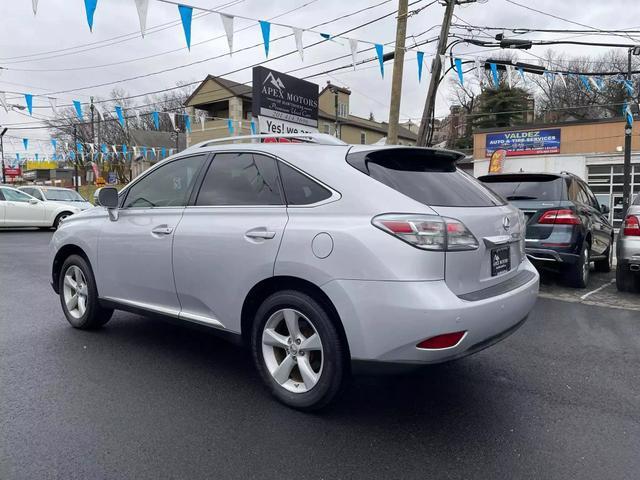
left=318, top=109, right=417, bottom=140
left=184, top=75, right=252, bottom=106
left=319, top=83, right=351, bottom=96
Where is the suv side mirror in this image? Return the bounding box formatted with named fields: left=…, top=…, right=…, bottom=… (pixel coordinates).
left=600, top=204, right=610, bottom=214
left=29, top=198, right=39, bottom=205
left=97, top=187, right=119, bottom=221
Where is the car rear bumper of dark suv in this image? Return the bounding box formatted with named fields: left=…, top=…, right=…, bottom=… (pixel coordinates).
left=526, top=247, right=580, bottom=265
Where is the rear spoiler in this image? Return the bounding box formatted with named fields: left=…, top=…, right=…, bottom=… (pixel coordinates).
left=346, top=147, right=467, bottom=175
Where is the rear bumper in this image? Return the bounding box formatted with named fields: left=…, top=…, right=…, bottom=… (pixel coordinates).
left=322, top=260, right=539, bottom=364
left=617, top=236, right=640, bottom=269
left=526, top=247, right=580, bottom=265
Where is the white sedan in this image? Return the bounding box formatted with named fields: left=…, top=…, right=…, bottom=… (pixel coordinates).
left=18, top=186, right=93, bottom=211
left=0, top=186, right=81, bottom=229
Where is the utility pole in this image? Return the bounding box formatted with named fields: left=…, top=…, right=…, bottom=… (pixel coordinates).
left=333, top=87, right=340, bottom=139
left=416, top=0, right=476, bottom=146
left=90, top=96, right=95, bottom=185
left=387, top=0, right=409, bottom=145
left=73, top=124, right=79, bottom=192
left=622, top=45, right=639, bottom=215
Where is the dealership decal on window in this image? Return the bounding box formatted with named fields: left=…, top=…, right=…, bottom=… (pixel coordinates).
left=485, top=128, right=561, bottom=157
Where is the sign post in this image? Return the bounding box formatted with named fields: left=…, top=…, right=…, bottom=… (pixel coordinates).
left=252, top=67, right=319, bottom=137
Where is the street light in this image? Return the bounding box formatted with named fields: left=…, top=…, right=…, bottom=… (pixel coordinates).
left=0, top=127, right=7, bottom=184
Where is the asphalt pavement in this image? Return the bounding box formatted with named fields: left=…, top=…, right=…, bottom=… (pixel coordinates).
left=1, top=230, right=639, bottom=480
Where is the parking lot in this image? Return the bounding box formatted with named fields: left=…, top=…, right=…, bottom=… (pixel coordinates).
left=1, top=229, right=639, bottom=480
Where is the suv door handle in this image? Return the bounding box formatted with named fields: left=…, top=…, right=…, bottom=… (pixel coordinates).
left=151, top=225, right=173, bottom=235
left=245, top=229, right=276, bottom=240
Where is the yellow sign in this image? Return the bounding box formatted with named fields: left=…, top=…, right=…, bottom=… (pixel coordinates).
left=95, top=176, right=106, bottom=186
left=488, top=149, right=507, bottom=174
left=26, top=160, right=57, bottom=170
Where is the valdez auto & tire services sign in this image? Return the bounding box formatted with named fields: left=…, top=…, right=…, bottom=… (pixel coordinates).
left=252, top=66, right=318, bottom=128
left=485, top=128, right=561, bottom=157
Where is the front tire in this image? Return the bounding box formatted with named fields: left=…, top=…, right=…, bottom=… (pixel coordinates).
left=59, top=254, right=113, bottom=329
left=251, top=290, right=348, bottom=411
left=594, top=240, right=613, bottom=272
left=564, top=243, right=590, bottom=288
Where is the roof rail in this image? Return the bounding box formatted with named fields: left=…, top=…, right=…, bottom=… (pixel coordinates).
left=187, top=133, right=347, bottom=150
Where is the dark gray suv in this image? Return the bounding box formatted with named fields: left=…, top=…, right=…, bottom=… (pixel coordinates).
left=480, top=172, right=614, bottom=288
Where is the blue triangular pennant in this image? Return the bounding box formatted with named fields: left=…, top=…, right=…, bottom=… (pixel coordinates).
left=152, top=111, right=160, bottom=130
left=417, top=51, right=424, bottom=82
left=77, top=142, right=83, bottom=153
left=454, top=58, right=464, bottom=86
left=184, top=114, right=191, bottom=133
left=101, top=143, right=107, bottom=154
left=122, top=144, right=127, bottom=159
left=227, top=119, right=234, bottom=134
left=115, top=105, right=125, bottom=127
left=35, top=153, right=39, bottom=161
left=374, top=44, right=384, bottom=78
left=250, top=120, right=257, bottom=135
left=24, top=94, right=33, bottom=115
left=23, top=138, right=28, bottom=150
left=84, top=0, right=98, bottom=31
left=73, top=100, right=83, bottom=120
left=51, top=139, right=57, bottom=151
left=161, top=147, right=166, bottom=158
left=178, top=5, right=193, bottom=50
left=580, top=75, right=591, bottom=91
left=320, top=33, right=331, bottom=40
left=260, top=21, right=271, bottom=57
left=490, top=63, right=499, bottom=88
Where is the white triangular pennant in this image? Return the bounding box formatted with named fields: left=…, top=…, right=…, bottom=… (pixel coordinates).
left=293, top=27, right=304, bottom=61
left=439, top=54, right=447, bottom=69
left=32, top=0, right=38, bottom=15
left=220, top=14, right=234, bottom=55
left=95, top=104, right=104, bottom=121
left=48, top=97, right=57, bottom=115
left=199, top=114, right=205, bottom=131
left=111, top=145, right=117, bottom=154
left=589, top=76, right=601, bottom=91
left=0, top=92, right=8, bottom=113
left=556, top=72, right=567, bottom=88
left=348, top=38, right=358, bottom=70
left=135, top=109, right=141, bottom=125
left=475, top=59, right=483, bottom=84
left=134, top=0, right=149, bottom=37
left=88, top=143, right=95, bottom=152
left=506, top=65, right=513, bottom=88
left=167, top=112, right=176, bottom=131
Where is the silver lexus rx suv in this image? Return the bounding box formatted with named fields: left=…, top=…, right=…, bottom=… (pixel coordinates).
left=49, top=134, right=539, bottom=410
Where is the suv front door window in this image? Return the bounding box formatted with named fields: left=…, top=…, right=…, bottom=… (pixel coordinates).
left=97, top=155, right=208, bottom=313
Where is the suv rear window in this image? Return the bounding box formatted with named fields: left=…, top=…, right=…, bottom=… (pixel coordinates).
left=480, top=175, right=564, bottom=202
left=347, top=148, right=504, bottom=207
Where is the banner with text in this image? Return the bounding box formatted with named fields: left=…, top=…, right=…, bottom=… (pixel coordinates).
left=485, top=128, right=561, bottom=157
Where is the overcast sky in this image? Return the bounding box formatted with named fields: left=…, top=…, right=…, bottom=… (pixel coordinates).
left=0, top=0, right=637, bottom=152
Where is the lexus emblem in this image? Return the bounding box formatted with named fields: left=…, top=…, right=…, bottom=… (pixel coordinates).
left=502, top=217, right=511, bottom=232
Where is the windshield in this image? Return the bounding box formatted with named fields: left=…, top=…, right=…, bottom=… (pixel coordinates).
left=481, top=177, right=564, bottom=201
left=43, top=189, right=86, bottom=202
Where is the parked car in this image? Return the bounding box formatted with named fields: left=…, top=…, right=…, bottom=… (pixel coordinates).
left=616, top=194, right=640, bottom=292
left=479, top=172, right=614, bottom=288
left=0, top=185, right=81, bottom=229
left=49, top=134, right=539, bottom=410
left=19, top=186, right=93, bottom=211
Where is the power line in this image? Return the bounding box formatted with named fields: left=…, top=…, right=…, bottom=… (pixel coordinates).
left=3, top=0, right=427, bottom=110
left=0, top=0, right=243, bottom=63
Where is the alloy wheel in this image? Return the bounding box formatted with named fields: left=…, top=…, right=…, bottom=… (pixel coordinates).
left=63, top=265, right=88, bottom=319
left=261, top=308, right=324, bottom=393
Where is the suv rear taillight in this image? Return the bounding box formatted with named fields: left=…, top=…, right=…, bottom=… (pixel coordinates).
left=373, top=214, right=478, bottom=251
left=623, top=215, right=640, bottom=236
left=538, top=209, right=581, bottom=225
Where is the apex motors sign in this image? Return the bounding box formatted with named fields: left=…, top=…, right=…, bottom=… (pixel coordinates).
left=485, top=128, right=561, bottom=157
left=252, top=66, right=318, bottom=128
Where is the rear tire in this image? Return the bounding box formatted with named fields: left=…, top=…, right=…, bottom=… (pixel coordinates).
left=251, top=290, right=348, bottom=411
left=594, top=240, right=613, bottom=272
left=564, top=243, right=590, bottom=288
left=53, top=212, right=72, bottom=230
left=616, top=264, right=639, bottom=292
left=59, top=254, right=113, bottom=329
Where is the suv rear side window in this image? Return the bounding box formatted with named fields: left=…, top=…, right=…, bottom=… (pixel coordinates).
left=278, top=162, right=331, bottom=205
left=481, top=175, right=564, bottom=202
left=349, top=149, right=503, bottom=207
left=196, top=152, right=283, bottom=206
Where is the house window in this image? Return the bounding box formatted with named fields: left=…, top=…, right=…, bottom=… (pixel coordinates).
left=360, top=132, right=366, bottom=144
left=323, top=124, right=331, bottom=135
left=338, top=103, right=348, bottom=118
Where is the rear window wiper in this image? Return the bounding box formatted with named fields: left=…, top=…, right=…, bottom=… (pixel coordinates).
left=505, top=195, right=538, bottom=200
